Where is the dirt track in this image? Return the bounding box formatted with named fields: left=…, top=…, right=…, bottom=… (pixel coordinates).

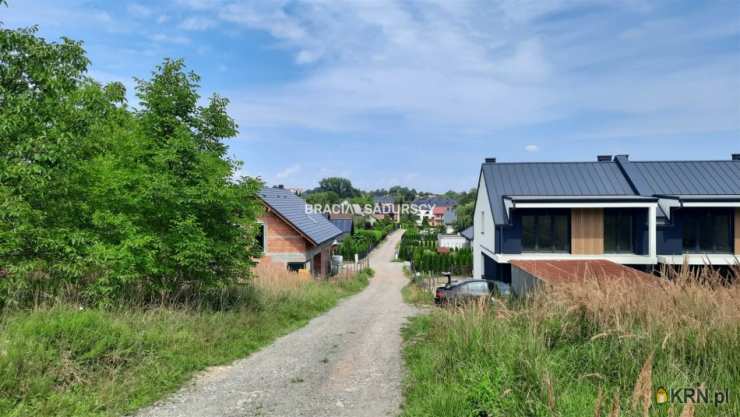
left=135, top=229, right=416, bottom=417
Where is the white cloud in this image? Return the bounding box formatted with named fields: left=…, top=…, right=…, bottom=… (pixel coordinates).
left=127, top=3, right=153, bottom=18
left=150, top=33, right=191, bottom=45
left=179, top=16, right=216, bottom=31
left=525, top=144, right=540, bottom=152
left=275, top=164, right=302, bottom=179
left=206, top=0, right=738, bottom=141
left=176, top=0, right=223, bottom=10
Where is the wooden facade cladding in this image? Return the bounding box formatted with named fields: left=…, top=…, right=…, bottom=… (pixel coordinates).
left=571, top=208, right=604, bottom=255
left=735, top=208, right=740, bottom=255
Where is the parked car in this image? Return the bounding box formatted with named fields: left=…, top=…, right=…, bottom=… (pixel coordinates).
left=434, top=279, right=494, bottom=305
left=491, top=280, right=511, bottom=297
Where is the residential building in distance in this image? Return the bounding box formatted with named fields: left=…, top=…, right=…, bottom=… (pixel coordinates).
left=413, top=196, right=456, bottom=226
left=437, top=233, right=470, bottom=250
left=327, top=212, right=354, bottom=241
left=472, top=155, right=740, bottom=283
left=257, top=186, right=343, bottom=277
left=373, top=195, right=400, bottom=222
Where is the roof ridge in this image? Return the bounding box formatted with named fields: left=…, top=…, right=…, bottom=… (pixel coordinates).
left=484, top=161, right=615, bottom=165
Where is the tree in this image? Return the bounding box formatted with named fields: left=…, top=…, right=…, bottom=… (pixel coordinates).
left=305, top=191, right=340, bottom=206
left=0, top=27, right=262, bottom=305
left=388, top=186, right=417, bottom=203
left=317, top=177, right=359, bottom=198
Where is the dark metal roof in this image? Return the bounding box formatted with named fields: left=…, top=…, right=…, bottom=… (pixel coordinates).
left=330, top=218, right=353, bottom=235
left=504, top=195, right=655, bottom=203
left=413, top=196, right=457, bottom=206
left=481, top=162, right=637, bottom=224
left=656, top=194, right=740, bottom=202
left=625, top=160, right=740, bottom=196
left=373, top=195, right=396, bottom=205
left=258, top=187, right=343, bottom=246
left=460, top=225, right=474, bottom=241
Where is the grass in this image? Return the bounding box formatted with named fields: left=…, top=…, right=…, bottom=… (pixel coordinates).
left=401, top=266, right=740, bottom=417
left=402, top=281, right=434, bottom=306
left=0, top=264, right=374, bottom=417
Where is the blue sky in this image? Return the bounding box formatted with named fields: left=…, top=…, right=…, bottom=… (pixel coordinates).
left=3, top=1, right=739, bottom=192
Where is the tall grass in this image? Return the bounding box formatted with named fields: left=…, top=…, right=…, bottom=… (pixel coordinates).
left=0, top=266, right=373, bottom=417
left=402, top=267, right=740, bottom=417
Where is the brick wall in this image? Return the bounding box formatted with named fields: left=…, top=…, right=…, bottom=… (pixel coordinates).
left=257, top=209, right=336, bottom=277
left=260, top=211, right=308, bottom=254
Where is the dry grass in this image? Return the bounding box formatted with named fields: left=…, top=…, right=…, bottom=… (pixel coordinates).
left=402, top=266, right=740, bottom=417
left=251, top=262, right=311, bottom=294
left=538, top=265, right=740, bottom=345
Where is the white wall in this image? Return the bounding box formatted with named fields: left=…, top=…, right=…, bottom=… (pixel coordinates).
left=473, top=173, right=496, bottom=279
left=438, top=234, right=469, bottom=249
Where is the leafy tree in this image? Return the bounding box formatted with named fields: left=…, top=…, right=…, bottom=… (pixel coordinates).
left=388, top=185, right=417, bottom=203
left=0, top=27, right=262, bottom=305
left=305, top=191, right=340, bottom=206
left=316, top=177, right=359, bottom=198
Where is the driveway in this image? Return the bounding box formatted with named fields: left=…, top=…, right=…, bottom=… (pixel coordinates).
left=135, top=229, right=416, bottom=417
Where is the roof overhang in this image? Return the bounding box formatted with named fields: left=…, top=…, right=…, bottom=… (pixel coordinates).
left=501, top=195, right=657, bottom=221
left=656, top=194, right=740, bottom=207
left=654, top=195, right=740, bottom=221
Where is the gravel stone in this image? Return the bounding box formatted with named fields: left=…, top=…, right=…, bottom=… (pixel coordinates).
left=134, top=230, right=417, bottom=417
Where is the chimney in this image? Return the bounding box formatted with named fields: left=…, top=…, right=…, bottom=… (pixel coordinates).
left=485, top=157, right=497, bottom=163
left=597, top=155, right=612, bottom=162
left=615, top=154, right=629, bottom=161
left=732, top=153, right=740, bottom=161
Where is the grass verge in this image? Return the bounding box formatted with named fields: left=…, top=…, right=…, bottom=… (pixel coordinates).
left=401, top=282, right=434, bottom=306
left=401, top=270, right=740, bottom=417
left=0, top=267, right=373, bottom=417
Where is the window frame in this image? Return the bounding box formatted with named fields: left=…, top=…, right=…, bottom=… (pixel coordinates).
left=681, top=208, right=733, bottom=254
left=604, top=209, right=634, bottom=254
left=520, top=210, right=570, bottom=253
left=287, top=262, right=306, bottom=272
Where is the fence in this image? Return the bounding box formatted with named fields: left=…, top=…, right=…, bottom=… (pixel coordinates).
left=332, top=257, right=370, bottom=280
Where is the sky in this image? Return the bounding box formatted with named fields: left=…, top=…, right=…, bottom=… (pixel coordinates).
left=2, top=0, right=739, bottom=192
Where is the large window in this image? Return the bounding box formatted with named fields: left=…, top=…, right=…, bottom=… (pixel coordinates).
left=604, top=210, right=633, bottom=253
left=521, top=211, right=569, bottom=252
left=682, top=209, right=732, bottom=253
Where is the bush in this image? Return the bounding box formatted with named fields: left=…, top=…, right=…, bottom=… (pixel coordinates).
left=399, top=230, right=472, bottom=275
left=338, top=222, right=393, bottom=259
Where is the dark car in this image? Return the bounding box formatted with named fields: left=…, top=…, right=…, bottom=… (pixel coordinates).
left=434, top=279, right=494, bottom=305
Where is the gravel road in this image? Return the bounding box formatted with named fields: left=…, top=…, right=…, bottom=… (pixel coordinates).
left=134, top=229, right=417, bottom=417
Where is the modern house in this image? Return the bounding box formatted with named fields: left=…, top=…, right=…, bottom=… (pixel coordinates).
left=257, top=186, right=343, bottom=276
left=472, top=155, right=740, bottom=282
